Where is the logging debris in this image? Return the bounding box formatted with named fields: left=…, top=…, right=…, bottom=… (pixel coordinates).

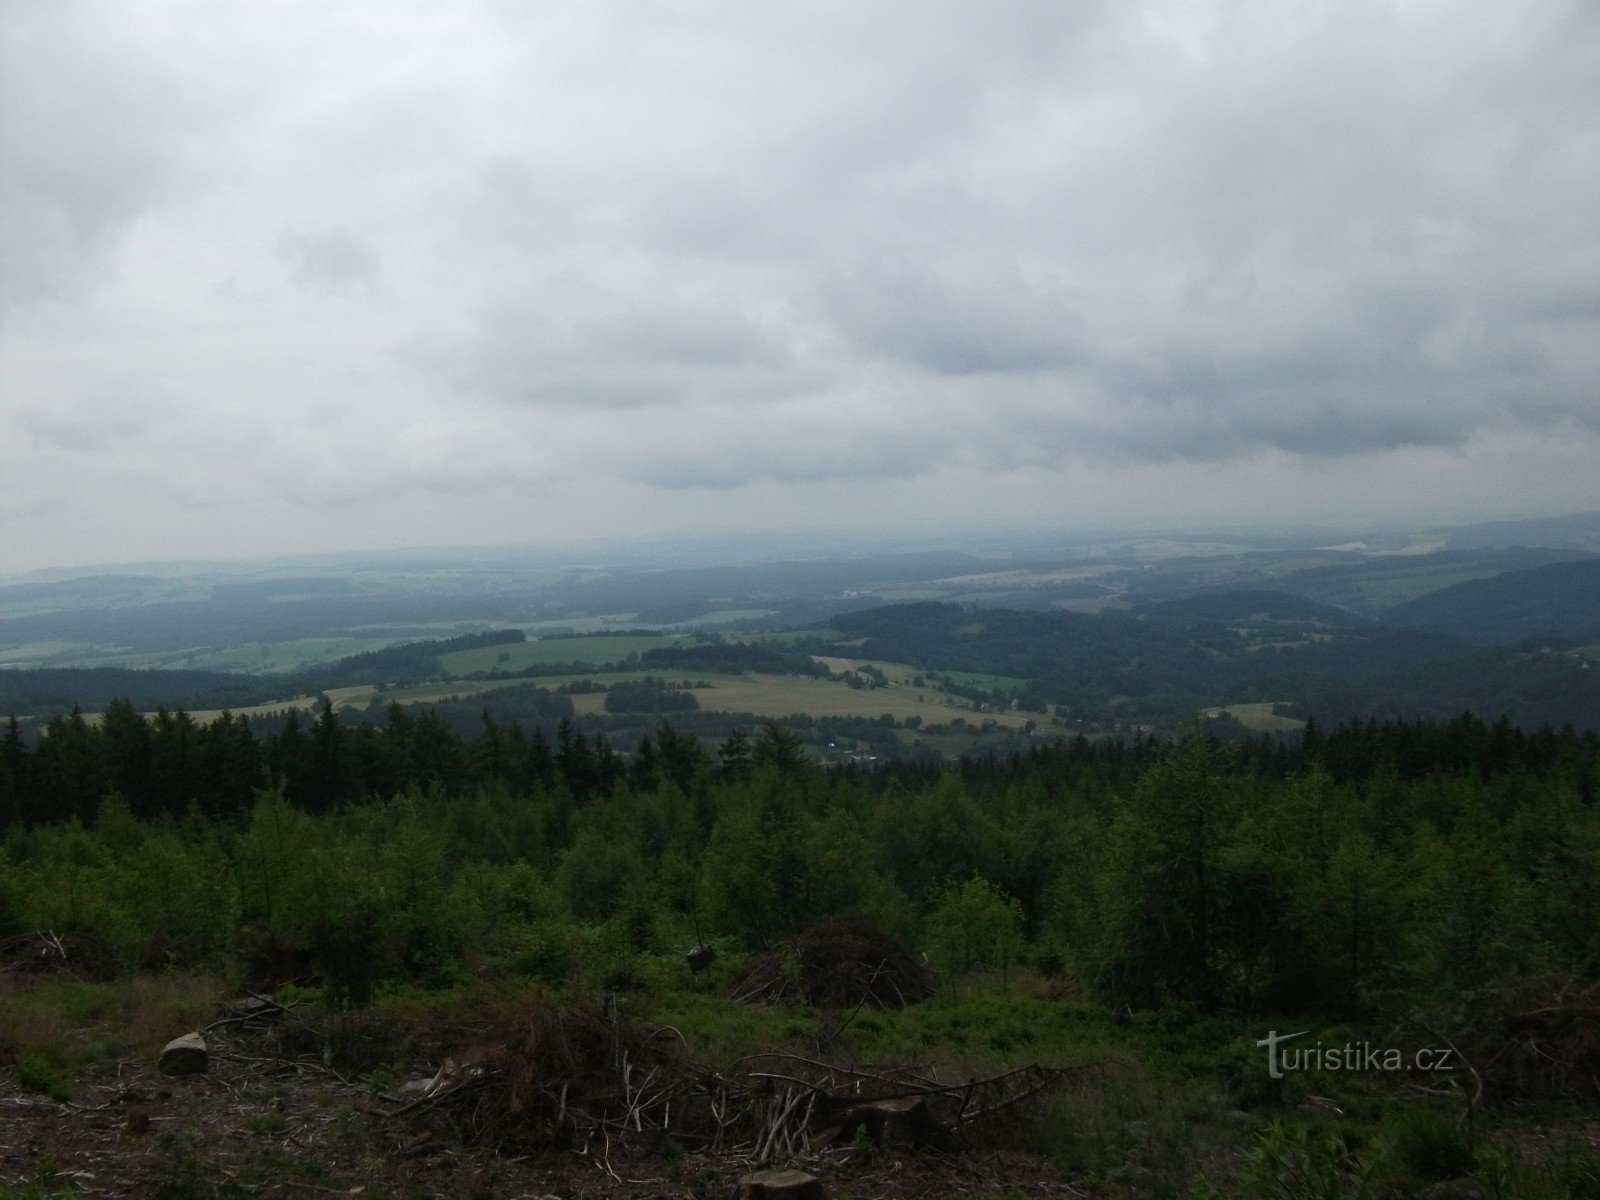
left=727, top=913, right=935, bottom=1010
left=371, top=990, right=1096, bottom=1169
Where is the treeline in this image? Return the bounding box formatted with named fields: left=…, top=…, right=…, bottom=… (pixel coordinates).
left=297, top=628, right=525, bottom=690
left=1, top=711, right=1595, bottom=1025
left=637, top=642, right=829, bottom=676
left=6, top=695, right=1596, bottom=835
left=0, top=668, right=269, bottom=716
left=0, top=700, right=744, bottom=829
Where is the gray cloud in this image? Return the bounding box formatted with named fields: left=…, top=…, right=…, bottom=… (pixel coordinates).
left=0, top=0, right=1595, bottom=569
left=0, top=2, right=218, bottom=311
left=278, top=227, right=379, bottom=292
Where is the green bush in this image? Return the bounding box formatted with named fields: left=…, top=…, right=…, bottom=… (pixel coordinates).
left=1381, top=1105, right=1473, bottom=1185
left=16, top=1053, right=72, bottom=1103
left=1239, top=1120, right=1370, bottom=1200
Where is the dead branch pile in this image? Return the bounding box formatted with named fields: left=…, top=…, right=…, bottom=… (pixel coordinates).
left=1465, top=975, right=1600, bottom=1102
left=376, top=989, right=1094, bottom=1169
left=0, top=929, right=117, bottom=980
left=238, top=924, right=317, bottom=991
left=727, top=914, right=935, bottom=1009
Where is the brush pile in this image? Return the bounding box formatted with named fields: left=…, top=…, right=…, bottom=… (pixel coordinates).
left=1460, top=975, right=1600, bottom=1102
left=376, top=989, right=1092, bottom=1168
left=726, top=913, right=935, bottom=1010
left=0, top=929, right=117, bottom=980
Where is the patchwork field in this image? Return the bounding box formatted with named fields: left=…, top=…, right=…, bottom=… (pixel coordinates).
left=175, top=678, right=536, bottom=726
left=564, top=672, right=1038, bottom=727
left=1200, top=701, right=1306, bottom=732
left=436, top=634, right=691, bottom=676
left=174, top=637, right=400, bottom=674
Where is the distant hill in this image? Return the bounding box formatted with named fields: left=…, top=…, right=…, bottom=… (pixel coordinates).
left=1384, top=558, right=1600, bottom=645
left=1137, top=590, right=1365, bottom=628
left=1269, top=547, right=1590, bottom=616
left=1426, top=512, right=1600, bottom=553
left=822, top=600, right=1600, bottom=730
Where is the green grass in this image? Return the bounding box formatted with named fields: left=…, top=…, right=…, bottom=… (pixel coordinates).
left=15, top=1054, right=73, bottom=1102
left=323, top=677, right=534, bottom=710
left=1201, top=702, right=1306, bottom=733
left=934, top=668, right=1032, bottom=693
left=177, top=677, right=538, bottom=725
left=436, top=634, right=690, bottom=676
left=172, top=638, right=398, bottom=674
left=559, top=671, right=1040, bottom=727
left=1, top=973, right=230, bottom=1079
left=733, top=629, right=843, bottom=645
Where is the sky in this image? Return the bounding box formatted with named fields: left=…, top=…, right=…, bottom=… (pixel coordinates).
left=2, top=0, right=1597, bottom=573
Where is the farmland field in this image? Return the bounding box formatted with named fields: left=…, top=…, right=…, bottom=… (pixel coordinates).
left=436, top=634, right=690, bottom=676
left=810, top=655, right=922, bottom=683
left=726, top=628, right=843, bottom=647
left=0, top=640, right=94, bottom=668
left=1200, top=701, right=1306, bottom=732
left=175, top=637, right=399, bottom=674
left=933, top=668, right=1031, bottom=693
left=175, top=678, right=537, bottom=726
left=323, top=678, right=535, bottom=711
left=564, top=671, right=1039, bottom=726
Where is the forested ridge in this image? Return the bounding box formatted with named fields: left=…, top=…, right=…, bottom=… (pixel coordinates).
left=819, top=600, right=1600, bottom=729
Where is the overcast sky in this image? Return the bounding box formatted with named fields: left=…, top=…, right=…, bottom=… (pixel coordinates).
left=2, top=0, right=1596, bottom=572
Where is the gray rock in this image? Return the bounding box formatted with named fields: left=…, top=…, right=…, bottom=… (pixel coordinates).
left=159, top=1032, right=208, bottom=1077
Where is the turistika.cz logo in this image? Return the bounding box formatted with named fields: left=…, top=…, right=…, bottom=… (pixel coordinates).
left=1256, top=1030, right=1458, bottom=1079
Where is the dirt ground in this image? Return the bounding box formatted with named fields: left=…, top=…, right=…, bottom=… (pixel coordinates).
left=0, top=1033, right=1075, bottom=1199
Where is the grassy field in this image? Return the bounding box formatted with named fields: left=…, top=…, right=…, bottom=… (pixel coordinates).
left=437, top=634, right=690, bottom=676
left=172, top=637, right=399, bottom=674
left=650, top=608, right=777, bottom=628
left=324, top=678, right=536, bottom=711
left=561, top=672, right=1039, bottom=727
left=102, top=667, right=1043, bottom=734
left=173, top=678, right=537, bottom=726
left=935, top=668, right=1031, bottom=693
left=1201, top=701, right=1306, bottom=733
left=731, top=628, right=843, bottom=645
left=0, top=640, right=94, bottom=668
left=811, top=655, right=921, bottom=683
left=812, top=657, right=1030, bottom=695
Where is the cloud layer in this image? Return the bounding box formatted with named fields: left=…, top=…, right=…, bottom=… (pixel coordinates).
left=2, top=0, right=1596, bottom=568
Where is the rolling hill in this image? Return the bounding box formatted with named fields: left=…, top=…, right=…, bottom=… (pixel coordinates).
left=1383, top=557, right=1600, bottom=645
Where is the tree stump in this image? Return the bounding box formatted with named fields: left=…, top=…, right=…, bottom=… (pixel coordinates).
left=158, top=1032, right=208, bottom=1077
left=686, top=943, right=718, bottom=974
left=736, top=1168, right=825, bottom=1200
left=814, top=1095, right=955, bottom=1152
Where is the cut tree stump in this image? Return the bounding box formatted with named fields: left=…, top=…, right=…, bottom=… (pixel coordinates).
left=158, top=1032, right=208, bottom=1076
left=736, top=1168, right=825, bottom=1200
left=813, top=1094, right=955, bottom=1152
